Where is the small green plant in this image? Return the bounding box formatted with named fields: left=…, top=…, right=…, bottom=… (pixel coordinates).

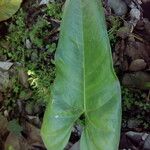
left=122, top=87, right=134, bottom=110
left=4, top=9, right=26, bottom=62
left=3, top=75, right=22, bottom=111
left=107, top=16, right=122, bottom=47
left=122, top=87, right=150, bottom=130
left=44, top=2, right=62, bottom=19
left=29, top=17, right=50, bottom=48
left=0, top=3, right=62, bottom=110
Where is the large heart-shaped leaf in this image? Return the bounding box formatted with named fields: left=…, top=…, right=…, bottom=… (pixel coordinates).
left=0, top=0, right=22, bottom=22
left=41, top=0, right=121, bottom=150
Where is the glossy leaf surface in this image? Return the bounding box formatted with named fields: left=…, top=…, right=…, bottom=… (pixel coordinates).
left=0, top=0, right=22, bottom=21
left=41, top=0, right=121, bottom=149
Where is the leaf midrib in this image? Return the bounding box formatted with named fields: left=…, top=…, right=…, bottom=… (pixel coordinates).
left=81, top=0, right=86, bottom=114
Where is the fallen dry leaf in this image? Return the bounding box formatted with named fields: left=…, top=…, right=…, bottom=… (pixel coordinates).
left=0, top=114, right=8, bottom=137
left=0, top=92, right=3, bottom=103
left=18, top=69, right=29, bottom=88
left=23, top=122, right=45, bottom=149
left=4, top=133, right=20, bottom=150
left=4, top=133, right=30, bottom=150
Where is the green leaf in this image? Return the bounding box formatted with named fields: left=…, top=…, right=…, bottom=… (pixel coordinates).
left=41, top=0, right=121, bottom=150
left=7, top=120, right=23, bottom=136
left=0, top=0, right=22, bottom=22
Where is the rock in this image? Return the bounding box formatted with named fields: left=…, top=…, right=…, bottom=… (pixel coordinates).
left=129, top=59, right=147, bottom=71
left=136, top=20, right=145, bottom=30
left=0, top=61, right=13, bottom=70
left=144, top=135, right=150, bottom=150
left=130, top=8, right=141, bottom=20
left=32, top=116, right=41, bottom=127
left=25, top=39, right=32, bottom=49
left=108, top=0, right=128, bottom=16
left=120, top=131, right=150, bottom=150
left=127, top=0, right=142, bottom=27
left=122, top=72, right=150, bottom=89
left=126, top=131, right=146, bottom=142
left=0, top=70, right=9, bottom=90
left=3, top=110, right=9, bottom=118
left=125, top=41, right=149, bottom=61
left=137, top=0, right=142, bottom=4
left=17, top=100, right=23, bottom=113
left=40, top=0, right=54, bottom=5
left=125, top=131, right=150, bottom=150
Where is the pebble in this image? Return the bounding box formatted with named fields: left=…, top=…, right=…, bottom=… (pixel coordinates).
left=4, top=110, right=9, bottom=118
left=129, top=59, right=146, bottom=71
left=0, top=61, right=13, bottom=70
left=122, top=72, right=150, bottom=89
